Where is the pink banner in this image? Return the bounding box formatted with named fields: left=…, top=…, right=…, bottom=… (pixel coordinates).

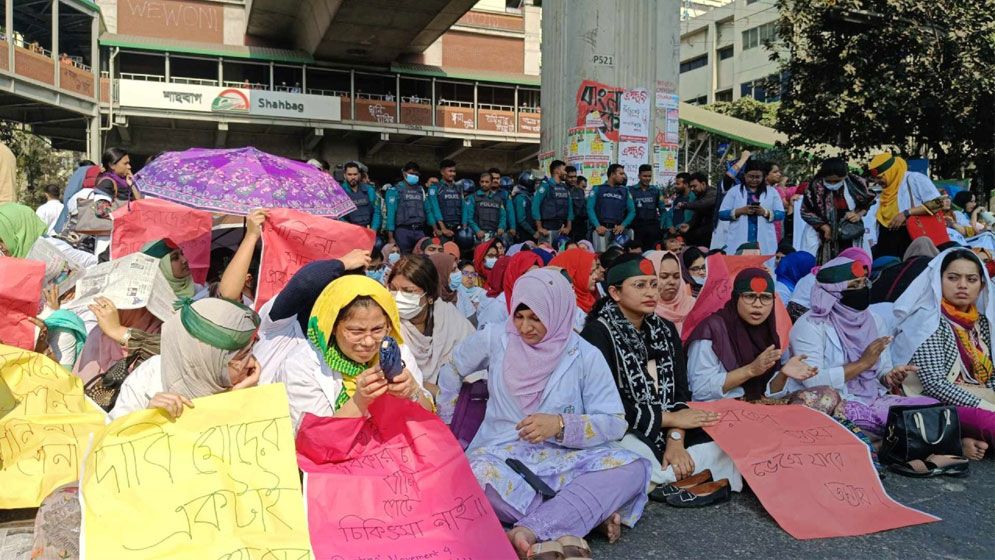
left=111, top=198, right=213, bottom=284
left=0, top=257, right=45, bottom=350
left=256, top=208, right=375, bottom=311
left=691, top=399, right=938, bottom=539
left=296, top=396, right=516, bottom=560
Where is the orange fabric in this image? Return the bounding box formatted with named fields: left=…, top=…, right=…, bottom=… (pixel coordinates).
left=503, top=251, right=544, bottom=312
left=549, top=248, right=598, bottom=313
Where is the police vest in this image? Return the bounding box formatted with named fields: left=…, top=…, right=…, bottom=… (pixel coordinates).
left=540, top=182, right=570, bottom=222
left=595, top=185, right=628, bottom=225
left=436, top=182, right=463, bottom=224
left=395, top=184, right=426, bottom=227
left=569, top=187, right=587, bottom=221
left=342, top=184, right=373, bottom=226
left=631, top=186, right=660, bottom=224
left=514, top=192, right=532, bottom=226
left=474, top=192, right=502, bottom=232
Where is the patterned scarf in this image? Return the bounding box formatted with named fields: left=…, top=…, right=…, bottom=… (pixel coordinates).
left=941, top=300, right=993, bottom=384
left=307, top=316, right=366, bottom=411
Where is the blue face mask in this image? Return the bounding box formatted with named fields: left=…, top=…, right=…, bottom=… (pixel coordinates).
left=484, top=256, right=497, bottom=269
left=691, top=275, right=705, bottom=286
left=449, top=271, right=463, bottom=291
left=387, top=252, right=401, bottom=265
left=405, top=173, right=420, bottom=186
left=824, top=180, right=845, bottom=191
left=366, top=267, right=385, bottom=283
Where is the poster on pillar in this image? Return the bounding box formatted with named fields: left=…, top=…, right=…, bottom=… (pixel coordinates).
left=618, top=89, right=651, bottom=185
left=653, top=144, right=680, bottom=188
left=665, top=109, right=681, bottom=144
left=656, top=81, right=680, bottom=109
left=575, top=80, right=624, bottom=142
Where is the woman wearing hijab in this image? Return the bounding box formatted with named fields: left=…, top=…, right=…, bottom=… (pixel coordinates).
left=686, top=268, right=817, bottom=403
left=449, top=269, right=650, bottom=557
left=109, top=298, right=260, bottom=420
left=774, top=251, right=816, bottom=304
left=141, top=238, right=203, bottom=299
left=716, top=159, right=785, bottom=255
left=645, top=251, right=696, bottom=335
left=903, top=237, right=939, bottom=261
left=413, top=236, right=444, bottom=256
left=892, top=249, right=995, bottom=459
left=221, top=244, right=430, bottom=431
left=73, top=294, right=165, bottom=390
left=0, top=202, right=46, bottom=258
left=786, top=247, right=870, bottom=321
left=681, top=246, right=707, bottom=297
left=582, top=256, right=740, bottom=508
left=549, top=248, right=602, bottom=332
left=473, top=238, right=499, bottom=284
left=387, top=254, right=474, bottom=392
left=477, top=250, right=544, bottom=330
left=42, top=310, right=88, bottom=369
left=442, top=240, right=461, bottom=260
left=799, top=158, right=875, bottom=264
left=867, top=153, right=944, bottom=258
left=380, top=242, right=401, bottom=286
left=454, top=260, right=487, bottom=320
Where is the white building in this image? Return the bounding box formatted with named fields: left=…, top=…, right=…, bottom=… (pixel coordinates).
left=681, top=0, right=736, bottom=20
left=678, top=0, right=785, bottom=105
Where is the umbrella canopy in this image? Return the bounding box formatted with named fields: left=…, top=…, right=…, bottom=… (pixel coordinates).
left=133, top=147, right=356, bottom=217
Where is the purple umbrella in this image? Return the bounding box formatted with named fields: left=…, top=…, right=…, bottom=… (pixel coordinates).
left=133, top=147, right=356, bottom=217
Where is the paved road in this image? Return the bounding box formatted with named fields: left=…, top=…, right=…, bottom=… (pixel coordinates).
left=589, top=459, right=994, bottom=559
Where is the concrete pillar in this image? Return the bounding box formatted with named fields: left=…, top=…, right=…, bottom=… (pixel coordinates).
left=52, top=0, right=60, bottom=88
left=540, top=0, right=680, bottom=185
left=5, top=0, right=12, bottom=71
left=90, top=13, right=98, bottom=97
left=88, top=115, right=101, bottom=161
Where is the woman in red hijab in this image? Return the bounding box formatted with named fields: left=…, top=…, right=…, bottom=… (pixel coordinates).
left=473, top=239, right=499, bottom=284
left=476, top=251, right=544, bottom=329
left=550, top=248, right=603, bottom=331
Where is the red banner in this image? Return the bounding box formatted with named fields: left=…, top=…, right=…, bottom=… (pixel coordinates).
left=691, top=399, right=938, bottom=539
left=0, top=257, right=45, bottom=350
left=296, top=397, right=516, bottom=560
left=111, top=198, right=213, bottom=284
left=256, top=208, right=376, bottom=311
left=576, top=79, right=624, bottom=142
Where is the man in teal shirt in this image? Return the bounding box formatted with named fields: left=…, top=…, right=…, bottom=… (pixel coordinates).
left=384, top=161, right=432, bottom=253
left=531, top=160, right=574, bottom=246
left=338, top=161, right=381, bottom=231
left=587, top=163, right=636, bottom=251
left=464, top=172, right=507, bottom=240
left=427, top=158, right=463, bottom=239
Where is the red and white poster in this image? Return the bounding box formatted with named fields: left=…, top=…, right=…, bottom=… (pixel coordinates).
left=297, top=397, right=516, bottom=560
left=576, top=79, right=624, bottom=142
left=111, top=198, right=213, bottom=284
left=0, top=257, right=45, bottom=350
left=256, top=208, right=376, bottom=311
left=691, top=399, right=938, bottom=539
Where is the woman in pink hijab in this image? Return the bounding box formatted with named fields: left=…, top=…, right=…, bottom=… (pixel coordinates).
left=645, top=250, right=696, bottom=335
left=441, top=269, right=651, bottom=558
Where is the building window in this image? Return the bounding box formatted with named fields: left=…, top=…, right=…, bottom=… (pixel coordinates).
left=680, top=54, right=708, bottom=74
left=740, top=79, right=767, bottom=102
left=717, top=46, right=733, bottom=60
left=742, top=22, right=777, bottom=50
left=686, top=95, right=708, bottom=105
left=715, top=89, right=733, bottom=102
left=740, top=73, right=785, bottom=103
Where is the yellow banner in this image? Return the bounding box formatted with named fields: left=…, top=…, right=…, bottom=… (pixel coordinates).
left=81, top=383, right=314, bottom=559
left=0, top=344, right=106, bottom=508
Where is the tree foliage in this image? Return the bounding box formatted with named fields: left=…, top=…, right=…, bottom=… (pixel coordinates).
left=704, top=97, right=780, bottom=129
left=773, top=0, right=995, bottom=186
left=1, top=120, right=79, bottom=208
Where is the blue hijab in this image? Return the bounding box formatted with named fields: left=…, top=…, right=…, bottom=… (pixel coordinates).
left=53, top=165, right=89, bottom=233
left=775, top=250, right=816, bottom=292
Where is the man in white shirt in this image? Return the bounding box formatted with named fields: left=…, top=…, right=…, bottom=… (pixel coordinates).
left=35, top=184, right=64, bottom=234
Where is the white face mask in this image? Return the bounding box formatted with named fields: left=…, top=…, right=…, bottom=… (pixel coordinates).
left=392, top=291, right=425, bottom=320
left=824, top=180, right=845, bottom=191
left=484, top=256, right=497, bottom=269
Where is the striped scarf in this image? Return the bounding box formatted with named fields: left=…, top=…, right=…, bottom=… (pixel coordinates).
left=941, top=300, right=993, bottom=384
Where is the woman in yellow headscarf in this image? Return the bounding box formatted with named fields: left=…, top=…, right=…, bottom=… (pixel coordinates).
left=868, top=153, right=944, bottom=258
left=229, top=243, right=432, bottom=431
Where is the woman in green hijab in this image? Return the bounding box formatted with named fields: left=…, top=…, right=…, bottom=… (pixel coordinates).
left=0, top=202, right=47, bottom=258
left=141, top=238, right=202, bottom=299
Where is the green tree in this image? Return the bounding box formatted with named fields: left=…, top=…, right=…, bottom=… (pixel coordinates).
left=772, top=0, right=995, bottom=189
left=1, top=120, right=79, bottom=207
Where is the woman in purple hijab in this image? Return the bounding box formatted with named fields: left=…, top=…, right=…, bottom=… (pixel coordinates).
left=443, top=268, right=650, bottom=557
left=787, top=255, right=936, bottom=436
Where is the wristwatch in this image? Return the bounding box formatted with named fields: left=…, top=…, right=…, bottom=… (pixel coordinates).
left=119, top=328, right=133, bottom=348
left=902, top=209, right=911, bottom=219
left=555, top=415, right=565, bottom=442
left=668, top=431, right=683, bottom=441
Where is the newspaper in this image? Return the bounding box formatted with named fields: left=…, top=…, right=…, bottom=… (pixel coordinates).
left=25, top=237, right=81, bottom=296
left=64, top=253, right=177, bottom=321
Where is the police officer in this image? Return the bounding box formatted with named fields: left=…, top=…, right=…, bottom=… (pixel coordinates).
left=493, top=172, right=517, bottom=240
left=385, top=161, right=432, bottom=254
left=629, top=164, right=666, bottom=250
left=427, top=159, right=463, bottom=240
left=531, top=160, right=574, bottom=246
left=565, top=165, right=588, bottom=244
left=339, top=161, right=381, bottom=231
left=512, top=171, right=537, bottom=242
left=465, top=172, right=507, bottom=241
left=587, top=163, right=636, bottom=252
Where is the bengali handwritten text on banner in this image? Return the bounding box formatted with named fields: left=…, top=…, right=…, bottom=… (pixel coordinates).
left=0, top=256, right=45, bottom=350
left=111, top=198, right=214, bottom=284
left=691, top=399, right=938, bottom=539
left=256, top=208, right=376, bottom=311
left=297, top=396, right=516, bottom=560
left=81, top=383, right=313, bottom=559
left=0, top=344, right=106, bottom=508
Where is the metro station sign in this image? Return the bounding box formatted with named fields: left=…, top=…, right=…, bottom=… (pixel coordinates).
left=118, top=80, right=341, bottom=121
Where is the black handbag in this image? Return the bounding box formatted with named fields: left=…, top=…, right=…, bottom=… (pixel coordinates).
left=880, top=404, right=962, bottom=464
left=837, top=218, right=864, bottom=242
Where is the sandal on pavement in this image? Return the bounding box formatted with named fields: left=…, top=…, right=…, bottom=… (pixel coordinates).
left=530, top=541, right=566, bottom=560
left=664, top=479, right=731, bottom=508
left=648, top=469, right=713, bottom=502
left=556, top=536, right=592, bottom=559
left=889, top=455, right=968, bottom=478
left=926, top=454, right=969, bottom=477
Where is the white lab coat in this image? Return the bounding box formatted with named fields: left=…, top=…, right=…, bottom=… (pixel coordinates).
left=786, top=311, right=892, bottom=398
left=718, top=185, right=785, bottom=255
left=687, top=340, right=789, bottom=402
